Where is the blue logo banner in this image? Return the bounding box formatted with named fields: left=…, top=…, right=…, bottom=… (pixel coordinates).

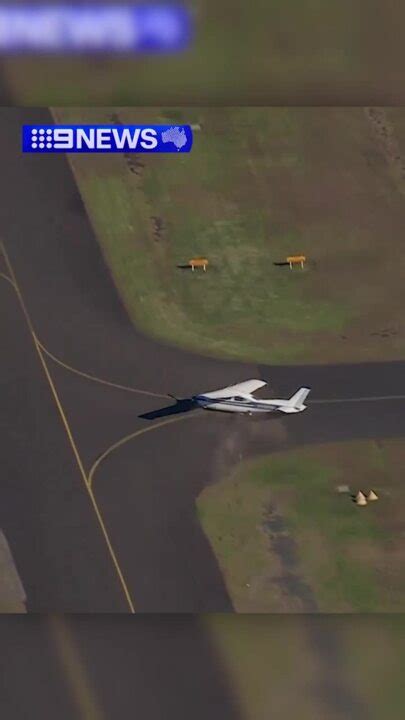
left=0, top=4, right=192, bottom=53
left=22, top=125, right=194, bottom=153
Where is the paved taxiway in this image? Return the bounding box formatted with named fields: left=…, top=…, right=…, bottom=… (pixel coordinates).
left=0, top=615, right=244, bottom=720
left=1, top=614, right=380, bottom=720
left=1, top=108, right=405, bottom=612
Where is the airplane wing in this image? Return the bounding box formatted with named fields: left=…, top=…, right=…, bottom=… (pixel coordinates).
left=204, top=379, right=267, bottom=399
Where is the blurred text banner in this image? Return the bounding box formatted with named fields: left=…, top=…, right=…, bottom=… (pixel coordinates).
left=0, top=4, right=192, bottom=53
left=0, top=1, right=405, bottom=105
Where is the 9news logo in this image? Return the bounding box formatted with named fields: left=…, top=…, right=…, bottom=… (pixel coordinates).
left=22, top=125, right=193, bottom=153
left=30, top=128, right=54, bottom=150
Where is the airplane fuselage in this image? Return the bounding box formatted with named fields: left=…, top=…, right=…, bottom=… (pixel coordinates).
left=195, top=395, right=282, bottom=414
left=192, top=382, right=310, bottom=415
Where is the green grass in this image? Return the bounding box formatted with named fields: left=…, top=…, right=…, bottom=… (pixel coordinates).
left=206, top=615, right=405, bottom=720
left=197, top=441, right=403, bottom=612
left=205, top=615, right=325, bottom=720
left=340, top=616, right=405, bottom=720
left=54, top=107, right=405, bottom=364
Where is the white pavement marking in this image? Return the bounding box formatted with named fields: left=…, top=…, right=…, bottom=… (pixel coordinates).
left=310, top=394, right=405, bottom=404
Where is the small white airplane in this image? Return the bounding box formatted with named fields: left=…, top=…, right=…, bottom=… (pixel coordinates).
left=193, top=379, right=310, bottom=415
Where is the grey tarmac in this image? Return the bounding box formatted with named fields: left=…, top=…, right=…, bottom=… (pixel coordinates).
left=1, top=108, right=405, bottom=615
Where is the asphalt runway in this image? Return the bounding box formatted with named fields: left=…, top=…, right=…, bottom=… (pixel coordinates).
left=2, top=107, right=405, bottom=612
left=0, top=615, right=244, bottom=720
left=0, top=239, right=128, bottom=612
left=2, top=614, right=390, bottom=720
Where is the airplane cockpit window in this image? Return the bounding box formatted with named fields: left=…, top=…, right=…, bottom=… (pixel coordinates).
left=234, top=396, right=246, bottom=401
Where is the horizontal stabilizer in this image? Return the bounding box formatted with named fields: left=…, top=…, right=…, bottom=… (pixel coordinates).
left=278, top=405, right=302, bottom=414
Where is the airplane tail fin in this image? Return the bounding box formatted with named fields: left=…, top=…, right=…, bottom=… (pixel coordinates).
left=279, top=387, right=311, bottom=413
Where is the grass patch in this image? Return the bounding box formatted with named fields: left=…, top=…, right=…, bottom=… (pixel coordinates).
left=54, top=107, right=405, bottom=364
left=206, top=615, right=405, bottom=720
left=339, top=615, right=405, bottom=720
left=205, top=615, right=324, bottom=720
left=197, top=440, right=405, bottom=612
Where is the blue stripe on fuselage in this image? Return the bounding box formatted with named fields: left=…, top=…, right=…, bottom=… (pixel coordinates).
left=194, top=395, right=276, bottom=411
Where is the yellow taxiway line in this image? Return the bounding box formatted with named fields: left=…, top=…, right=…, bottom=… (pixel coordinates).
left=1, top=240, right=135, bottom=613
left=50, top=616, right=106, bottom=720
left=37, top=339, right=170, bottom=401
left=88, top=412, right=202, bottom=490
left=0, top=270, right=16, bottom=288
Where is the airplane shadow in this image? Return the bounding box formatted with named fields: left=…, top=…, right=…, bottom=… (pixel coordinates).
left=139, top=398, right=198, bottom=420
left=139, top=400, right=291, bottom=422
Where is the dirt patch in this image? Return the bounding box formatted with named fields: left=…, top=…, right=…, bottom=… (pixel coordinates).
left=365, top=107, right=405, bottom=185
left=263, top=504, right=319, bottom=611
left=150, top=216, right=164, bottom=242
